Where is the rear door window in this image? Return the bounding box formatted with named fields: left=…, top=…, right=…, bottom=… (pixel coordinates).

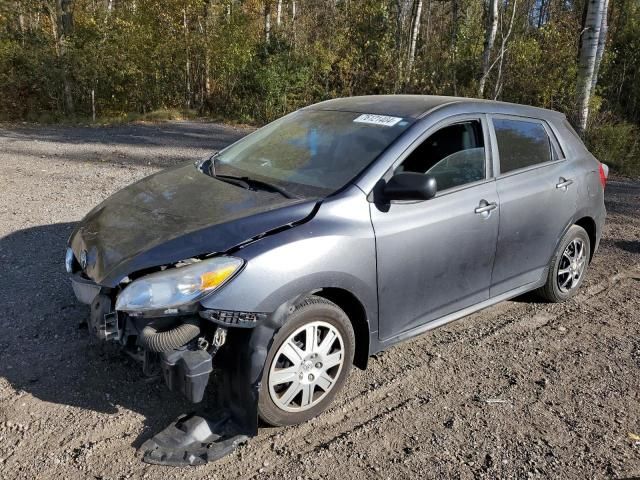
left=493, top=118, right=553, bottom=174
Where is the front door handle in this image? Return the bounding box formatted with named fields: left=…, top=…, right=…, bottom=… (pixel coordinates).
left=475, top=200, right=498, bottom=214
left=556, top=178, right=574, bottom=189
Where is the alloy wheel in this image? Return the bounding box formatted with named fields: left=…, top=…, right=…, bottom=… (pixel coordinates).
left=268, top=321, right=345, bottom=413
left=557, top=238, right=587, bottom=293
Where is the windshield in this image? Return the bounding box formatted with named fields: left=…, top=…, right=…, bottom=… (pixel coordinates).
left=213, top=109, right=413, bottom=195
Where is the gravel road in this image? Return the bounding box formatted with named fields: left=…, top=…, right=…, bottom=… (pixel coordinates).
left=0, top=121, right=639, bottom=480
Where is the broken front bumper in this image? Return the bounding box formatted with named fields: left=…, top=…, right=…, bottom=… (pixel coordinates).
left=142, top=305, right=293, bottom=466
left=70, top=273, right=101, bottom=305
left=69, top=274, right=291, bottom=466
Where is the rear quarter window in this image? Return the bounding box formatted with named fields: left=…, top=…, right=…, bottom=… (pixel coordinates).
left=493, top=118, right=553, bottom=174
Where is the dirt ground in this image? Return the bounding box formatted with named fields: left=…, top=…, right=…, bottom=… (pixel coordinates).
left=0, top=121, right=638, bottom=480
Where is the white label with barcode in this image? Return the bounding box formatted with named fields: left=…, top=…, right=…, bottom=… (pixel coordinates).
left=353, top=114, right=403, bottom=127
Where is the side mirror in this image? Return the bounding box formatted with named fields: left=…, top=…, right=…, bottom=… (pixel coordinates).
left=383, top=172, right=437, bottom=201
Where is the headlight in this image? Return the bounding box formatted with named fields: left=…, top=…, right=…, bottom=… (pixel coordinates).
left=65, top=247, right=75, bottom=273
left=115, top=256, right=243, bottom=312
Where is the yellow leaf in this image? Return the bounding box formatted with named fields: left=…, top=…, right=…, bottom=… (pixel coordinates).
left=628, top=432, right=640, bottom=441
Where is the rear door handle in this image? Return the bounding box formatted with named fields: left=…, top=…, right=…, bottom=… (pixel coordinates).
left=556, top=178, right=574, bottom=189
left=475, top=201, right=498, bottom=214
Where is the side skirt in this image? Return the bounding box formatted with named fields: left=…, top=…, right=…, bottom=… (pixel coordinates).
left=373, top=277, right=545, bottom=352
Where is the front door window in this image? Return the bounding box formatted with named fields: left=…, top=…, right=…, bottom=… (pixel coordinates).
left=396, top=120, right=486, bottom=191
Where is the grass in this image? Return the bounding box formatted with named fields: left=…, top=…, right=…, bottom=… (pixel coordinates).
left=586, top=122, right=640, bottom=178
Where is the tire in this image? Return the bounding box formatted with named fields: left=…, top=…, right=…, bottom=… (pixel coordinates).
left=258, top=295, right=355, bottom=427
left=536, top=225, right=591, bottom=303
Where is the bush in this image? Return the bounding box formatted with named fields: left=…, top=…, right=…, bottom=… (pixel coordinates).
left=586, top=121, right=640, bottom=177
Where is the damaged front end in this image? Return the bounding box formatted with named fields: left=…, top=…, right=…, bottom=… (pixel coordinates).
left=63, top=161, right=324, bottom=465
left=68, top=255, right=281, bottom=466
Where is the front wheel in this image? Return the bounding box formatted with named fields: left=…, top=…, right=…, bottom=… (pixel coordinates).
left=258, top=296, right=355, bottom=427
left=536, top=224, right=591, bottom=303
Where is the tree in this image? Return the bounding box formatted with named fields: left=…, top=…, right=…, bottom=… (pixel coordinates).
left=591, top=0, right=610, bottom=93
left=0, top=0, right=636, bottom=152
left=576, top=0, right=607, bottom=134
left=492, top=0, right=517, bottom=100
left=478, top=0, right=498, bottom=97
left=47, top=0, right=75, bottom=113
left=406, top=0, right=423, bottom=81
left=264, top=1, right=271, bottom=44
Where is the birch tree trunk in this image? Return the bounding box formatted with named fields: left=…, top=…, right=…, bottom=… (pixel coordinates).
left=291, top=0, right=296, bottom=47
left=394, top=0, right=413, bottom=89
left=493, top=0, right=517, bottom=100
left=276, top=0, right=282, bottom=27
left=424, top=0, right=431, bottom=44
left=590, top=0, right=610, bottom=93
left=576, top=0, right=606, bottom=134
left=478, top=0, right=498, bottom=98
left=264, top=2, right=271, bottom=44
left=406, top=0, right=423, bottom=81
left=17, top=1, right=25, bottom=43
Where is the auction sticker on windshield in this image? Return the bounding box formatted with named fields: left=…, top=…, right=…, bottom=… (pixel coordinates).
left=353, top=114, right=403, bottom=127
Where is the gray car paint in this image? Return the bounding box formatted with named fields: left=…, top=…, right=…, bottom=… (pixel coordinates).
left=487, top=114, right=579, bottom=296
left=200, top=184, right=379, bottom=333
left=370, top=113, right=499, bottom=340
left=371, top=178, right=500, bottom=340
left=68, top=163, right=321, bottom=287
left=200, top=95, right=605, bottom=357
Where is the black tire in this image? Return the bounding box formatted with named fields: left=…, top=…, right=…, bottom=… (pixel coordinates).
left=258, top=295, right=355, bottom=427
left=536, top=224, right=591, bottom=303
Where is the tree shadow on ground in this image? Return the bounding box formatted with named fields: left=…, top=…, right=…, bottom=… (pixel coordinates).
left=0, top=222, right=196, bottom=448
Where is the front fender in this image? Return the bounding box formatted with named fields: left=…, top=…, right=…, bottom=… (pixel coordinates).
left=200, top=235, right=378, bottom=331
left=200, top=189, right=378, bottom=332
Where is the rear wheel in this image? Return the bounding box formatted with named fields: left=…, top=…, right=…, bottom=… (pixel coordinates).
left=537, top=225, right=590, bottom=302
left=258, top=296, right=355, bottom=427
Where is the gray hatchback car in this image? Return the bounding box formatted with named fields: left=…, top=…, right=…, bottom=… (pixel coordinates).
left=66, top=95, right=608, bottom=465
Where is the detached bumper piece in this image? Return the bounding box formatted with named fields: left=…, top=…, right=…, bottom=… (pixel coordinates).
left=140, top=325, right=267, bottom=466
left=140, top=412, right=249, bottom=466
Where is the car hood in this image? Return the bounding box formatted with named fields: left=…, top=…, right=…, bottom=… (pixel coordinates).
left=69, top=163, right=319, bottom=287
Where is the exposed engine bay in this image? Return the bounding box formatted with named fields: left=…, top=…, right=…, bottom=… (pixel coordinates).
left=90, top=292, right=219, bottom=403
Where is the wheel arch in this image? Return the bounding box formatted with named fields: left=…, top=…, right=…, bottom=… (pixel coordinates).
left=551, top=215, right=598, bottom=267
left=313, top=287, right=370, bottom=371
left=574, top=216, right=597, bottom=261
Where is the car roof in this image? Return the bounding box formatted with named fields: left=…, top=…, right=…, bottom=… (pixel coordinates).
left=307, top=95, right=565, bottom=121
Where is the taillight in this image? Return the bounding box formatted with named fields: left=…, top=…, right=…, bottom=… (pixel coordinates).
left=598, top=163, right=608, bottom=189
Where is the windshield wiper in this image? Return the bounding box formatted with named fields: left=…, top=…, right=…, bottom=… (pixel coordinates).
left=217, top=174, right=298, bottom=199
left=213, top=174, right=252, bottom=190
left=203, top=154, right=298, bottom=199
